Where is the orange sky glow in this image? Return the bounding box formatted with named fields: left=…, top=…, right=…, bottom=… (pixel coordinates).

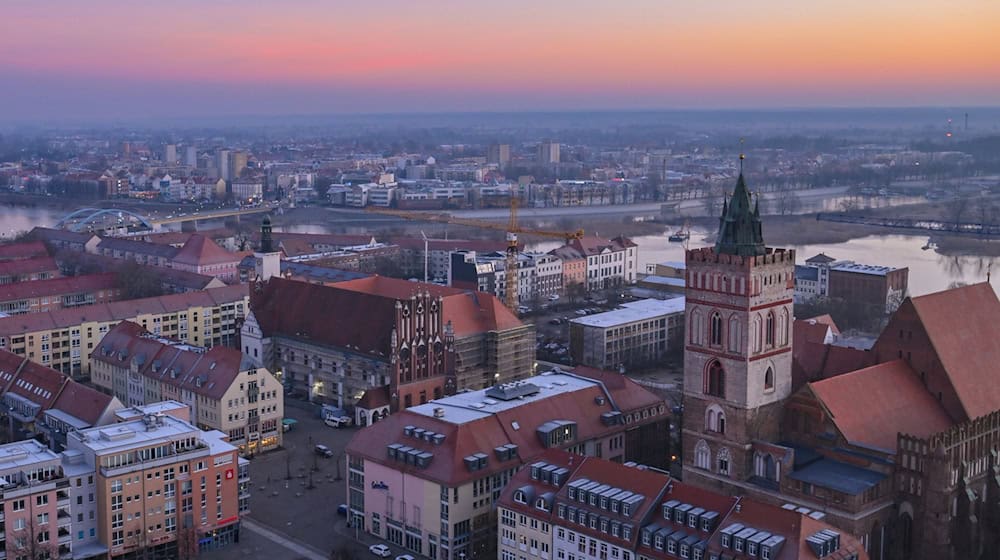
left=2, top=0, right=998, bottom=118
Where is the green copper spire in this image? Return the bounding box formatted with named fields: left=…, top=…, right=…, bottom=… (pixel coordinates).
left=714, top=167, right=766, bottom=257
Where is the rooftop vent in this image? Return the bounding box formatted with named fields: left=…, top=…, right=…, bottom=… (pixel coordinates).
left=433, top=407, right=445, bottom=418
left=595, top=396, right=606, bottom=405
left=485, top=381, right=540, bottom=401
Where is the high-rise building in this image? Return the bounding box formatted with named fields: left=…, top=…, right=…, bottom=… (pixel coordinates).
left=164, top=144, right=177, bottom=164
left=216, top=150, right=231, bottom=181
left=537, top=140, right=560, bottom=164
left=487, top=143, right=511, bottom=166
left=184, top=145, right=197, bottom=167
left=229, top=151, right=248, bottom=180
left=65, top=406, right=246, bottom=557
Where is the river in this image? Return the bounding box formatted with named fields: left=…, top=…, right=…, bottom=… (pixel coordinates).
left=2, top=204, right=993, bottom=297
left=530, top=229, right=997, bottom=298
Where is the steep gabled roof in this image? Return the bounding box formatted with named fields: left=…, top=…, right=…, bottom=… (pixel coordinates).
left=172, top=234, right=239, bottom=267
left=809, top=360, right=953, bottom=452
left=908, top=282, right=1000, bottom=420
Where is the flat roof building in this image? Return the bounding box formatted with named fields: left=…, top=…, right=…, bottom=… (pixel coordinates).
left=345, top=367, right=670, bottom=560
left=570, top=299, right=686, bottom=371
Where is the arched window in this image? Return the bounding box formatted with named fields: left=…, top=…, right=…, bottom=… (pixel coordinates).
left=694, top=440, right=711, bottom=470
left=690, top=309, right=703, bottom=345
left=751, top=315, right=762, bottom=353
left=728, top=316, right=741, bottom=353
left=764, top=367, right=774, bottom=391
left=705, top=405, right=726, bottom=434
left=710, top=312, right=723, bottom=346
left=706, top=361, right=725, bottom=398
left=717, top=447, right=731, bottom=476
left=765, top=312, right=775, bottom=347
left=779, top=308, right=790, bottom=346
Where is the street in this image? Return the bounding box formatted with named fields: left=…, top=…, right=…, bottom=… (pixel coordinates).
left=203, top=396, right=412, bottom=560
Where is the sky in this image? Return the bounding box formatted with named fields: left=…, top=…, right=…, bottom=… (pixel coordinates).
left=2, top=0, right=999, bottom=121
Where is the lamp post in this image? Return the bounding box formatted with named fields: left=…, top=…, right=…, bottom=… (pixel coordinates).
left=335, top=453, right=343, bottom=482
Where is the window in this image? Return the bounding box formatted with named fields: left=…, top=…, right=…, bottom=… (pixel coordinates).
left=765, top=312, right=775, bottom=347
left=705, top=361, right=725, bottom=398
left=718, top=448, right=731, bottom=476
left=728, top=316, right=741, bottom=352
left=695, top=440, right=711, bottom=470
left=706, top=405, right=726, bottom=434
left=764, top=367, right=774, bottom=391
left=12, top=498, right=25, bottom=511
left=710, top=312, right=723, bottom=346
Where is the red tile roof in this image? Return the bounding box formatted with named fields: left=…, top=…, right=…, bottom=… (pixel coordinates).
left=0, top=240, right=49, bottom=261
left=809, top=360, right=953, bottom=452
left=0, top=256, right=60, bottom=277
left=0, top=273, right=118, bottom=303
left=0, top=284, right=246, bottom=336
left=356, top=386, right=391, bottom=409
left=252, top=277, right=523, bottom=355
left=908, top=282, right=1000, bottom=420
left=94, top=321, right=247, bottom=400
left=49, top=380, right=115, bottom=425
left=172, top=234, right=240, bottom=266
left=570, top=366, right=668, bottom=413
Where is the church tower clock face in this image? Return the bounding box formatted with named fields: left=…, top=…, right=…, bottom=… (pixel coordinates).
left=681, top=166, right=795, bottom=484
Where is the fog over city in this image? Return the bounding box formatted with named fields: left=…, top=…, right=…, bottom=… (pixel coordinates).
left=1, top=2, right=999, bottom=560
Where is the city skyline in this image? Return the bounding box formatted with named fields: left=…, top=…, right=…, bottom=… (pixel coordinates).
left=3, top=0, right=999, bottom=121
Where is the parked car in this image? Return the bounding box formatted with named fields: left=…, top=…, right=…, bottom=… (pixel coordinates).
left=395, top=555, right=415, bottom=560
left=337, top=504, right=348, bottom=517
left=369, top=544, right=392, bottom=558
left=324, top=415, right=353, bottom=428
left=314, top=444, right=334, bottom=458
left=548, top=318, right=562, bottom=325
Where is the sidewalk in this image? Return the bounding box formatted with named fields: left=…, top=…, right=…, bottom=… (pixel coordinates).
left=241, top=517, right=329, bottom=560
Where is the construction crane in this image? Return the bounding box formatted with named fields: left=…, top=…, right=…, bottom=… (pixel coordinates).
left=366, top=197, right=584, bottom=315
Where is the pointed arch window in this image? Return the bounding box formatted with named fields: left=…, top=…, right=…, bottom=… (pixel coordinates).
left=710, top=312, right=723, bottom=346
left=764, top=367, right=775, bottom=391
left=728, top=316, right=741, bottom=353
left=717, top=447, right=731, bottom=476
left=751, top=315, right=762, bottom=353
left=765, top=312, right=775, bottom=347
left=694, top=440, right=711, bottom=470
left=690, top=309, right=703, bottom=345
left=705, top=404, right=726, bottom=434
left=706, top=360, right=725, bottom=398
left=779, top=308, right=790, bottom=346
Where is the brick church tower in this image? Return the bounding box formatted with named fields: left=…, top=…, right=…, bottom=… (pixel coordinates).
left=681, top=162, right=796, bottom=489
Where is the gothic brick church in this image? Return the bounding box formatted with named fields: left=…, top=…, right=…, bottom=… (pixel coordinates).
left=680, top=168, right=1000, bottom=560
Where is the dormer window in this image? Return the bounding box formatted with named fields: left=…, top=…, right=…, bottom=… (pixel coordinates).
left=761, top=546, right=771, bottom=560
left=748, top=541, right=758, bottom=556
left=721, top=534, right=731, bottom=549
left=535, top=498, right=548, bottom=511
left=514, top=491, right=527, bottom=505
left=557, top=504, right=566, bottom=518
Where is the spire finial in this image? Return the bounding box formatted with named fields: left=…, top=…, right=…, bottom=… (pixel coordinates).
left=739, top=137, right=746, bottom=173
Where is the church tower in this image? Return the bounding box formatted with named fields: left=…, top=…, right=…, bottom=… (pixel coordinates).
left=253, top=216, right=281, bottom=282
left=681, top=160, right=796, bottom=488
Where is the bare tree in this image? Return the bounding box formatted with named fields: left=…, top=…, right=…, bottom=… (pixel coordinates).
left=773, top=189, right=803, bottom=215
left=11, top=515, right=61, bottom=560
left=176, top=516, right=199, bottom=560
left=950, top=195, right=971, bottom=223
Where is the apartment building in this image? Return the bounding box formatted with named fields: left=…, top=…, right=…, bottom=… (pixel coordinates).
left=0, top=273, right=121, bottom=316
left=795, top=253, right=909, bottom=313
left=569, top=299, right=686, bottom=371
left=0, top=440, right=74, bottom=560
left=0, top=255, right=60, bottom=284
left=0, top=284, right=248, bottom=378
left=345, top=368, right=670, bottom=560
left=65, top=410, right=245, bottom=558
left=92, top=321, right=283, bottom=454
left=497, top=450, right=869, bottom=560
left=0, top=349, right=123, bottom=448
left=392, top=238, right=510, bottom=283
left=550, top=237, right=638, bottom=292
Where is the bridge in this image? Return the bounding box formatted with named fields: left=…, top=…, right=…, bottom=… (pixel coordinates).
left=55, top=206, right=273, bottom=233
left=816, top=213, right=1000, bottom=237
